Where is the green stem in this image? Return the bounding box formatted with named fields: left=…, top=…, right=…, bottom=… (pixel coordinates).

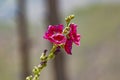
left=26, top=45, right=57, bottom=80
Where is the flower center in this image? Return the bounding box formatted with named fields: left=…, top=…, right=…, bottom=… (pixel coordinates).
left=53, top=34, right=64, bottom=41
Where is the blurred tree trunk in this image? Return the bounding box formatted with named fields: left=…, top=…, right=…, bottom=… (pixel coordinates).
left=17, top=0, right=30, bottom=80
left=46, top=0, right=68, bottom=80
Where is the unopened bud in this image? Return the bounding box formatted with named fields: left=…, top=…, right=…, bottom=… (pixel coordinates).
left=32, top=66, right=39, bottom=75
left=70, top=15, right=75, bottom=19
left=26, top=75, right=32, bottom=80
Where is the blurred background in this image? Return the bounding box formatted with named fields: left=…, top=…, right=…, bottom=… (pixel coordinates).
left=0, top=0, right=120, bottom=80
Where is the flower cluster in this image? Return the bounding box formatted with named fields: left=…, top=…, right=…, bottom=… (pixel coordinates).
left=43, top=16, right=80, bottom=55
left=26, top=15, right=81, bottom=80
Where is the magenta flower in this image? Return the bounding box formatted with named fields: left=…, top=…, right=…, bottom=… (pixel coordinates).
left=43, top=24, right=66, bottom=44
left=69, top=23, right=80, bottom=46
left=65, top=23, right=80, bottom=55
left=64, top=39, right=73, bottom=55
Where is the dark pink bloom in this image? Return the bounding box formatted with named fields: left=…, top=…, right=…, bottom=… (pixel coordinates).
left=64, top=39, right=72, bottom=55
left=43, top=24, right=66, bottom=44
left=65, top=23, right=80, bottom=55
left=69, top=23, right=80, bottom=46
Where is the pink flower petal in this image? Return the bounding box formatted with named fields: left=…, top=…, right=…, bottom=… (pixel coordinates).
left=49, top=33, right=66, bottom=44
left=43, top=24, right=65, bottom=45
left=64, top=39, right=73, bottom=55
left=48, top=25, right=55, bottom=34
left=69, top=23, right=80, bottom=46
left=70, top=23, right=77, bottom=34
left=55, top=24, right=64, bottom=33
left=73, top=34, right=80, bottom=46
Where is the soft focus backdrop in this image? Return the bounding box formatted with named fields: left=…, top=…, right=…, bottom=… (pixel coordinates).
left=0, top=0, right=120, bottom=80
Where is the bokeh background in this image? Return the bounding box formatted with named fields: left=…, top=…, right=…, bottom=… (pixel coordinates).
left=0, top=0, right=120, bottom=80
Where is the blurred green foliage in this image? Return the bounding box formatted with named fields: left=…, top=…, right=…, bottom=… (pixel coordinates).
left=73, top=4, right=120, bottom=47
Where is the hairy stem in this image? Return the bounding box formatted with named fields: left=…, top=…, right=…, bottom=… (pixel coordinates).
left=26, top=45, right=57, bottom=80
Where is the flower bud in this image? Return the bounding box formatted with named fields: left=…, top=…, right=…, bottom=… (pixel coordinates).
left=32, top=66, right=39, bottom=75
left=26, top=75, right=32, bottom=80
left=70, top=15, right=75, bottom=19
left=40, top=53, right=47, bottom=61
left=33, top=75, right=39, bottom=80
